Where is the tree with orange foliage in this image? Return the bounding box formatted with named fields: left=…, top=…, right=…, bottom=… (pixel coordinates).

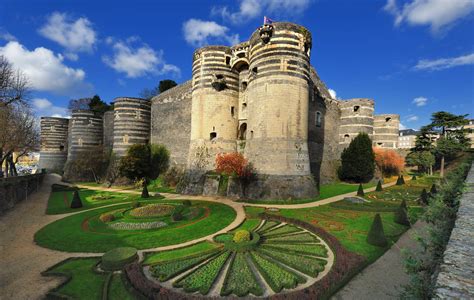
left=215, top=152, right=256, bottom=196
left=373, top=147, right=405, bottom=178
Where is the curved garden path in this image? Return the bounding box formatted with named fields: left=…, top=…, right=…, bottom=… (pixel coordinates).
left=0, top=175, right=406, bottom=299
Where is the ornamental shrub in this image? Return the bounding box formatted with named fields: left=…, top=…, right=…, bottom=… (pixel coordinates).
left=339, top=133, right=375, bottom=183
left=396, top=175, right=403, bottom=185
left=182, top=200, right=192, bottom=207
left=357, top=183, right=364, bottom=196
left=215, top=152, right=249, bottom=178
left=172, top=211, right=183, bottom=221
left=394, top=200, right=410, bottom=226
left=400, top=175, right=406, bottom=184
left=100, top=213, right=115, bottom=223
left=373, top=147, right=405, bottom=177
left=419, top=189, right=429, bottom=205
left=141, top=184, right=149, bottom=198
left=233, top=230, right=251, bottom=243
left=367, top=213, right=388, bottom=247
left=430, top=184, right=437, bottom=194
left=376, top=180, right=383, bottom=192
left=412, top=175, right=417, bottom=180
left=70, top=190, right=83, bottom=208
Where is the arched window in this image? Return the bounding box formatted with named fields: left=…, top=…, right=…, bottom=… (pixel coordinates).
left=344, top=134, right=350, bottom=143
left=238, top=123, right=247, bottom=140
left=316, top=111, right=322, bottom=127
left=210, top=132, right=217, bottom=140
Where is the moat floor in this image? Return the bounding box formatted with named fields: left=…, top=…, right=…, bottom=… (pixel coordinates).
left=332, top=220, right=427, bottom=300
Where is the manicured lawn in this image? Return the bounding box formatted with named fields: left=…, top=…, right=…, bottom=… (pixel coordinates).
left=146, top=177, right=176, bottom=193
left=143, top=241, right=222, bottom=265
left=46, top=189, right=148, bottom=215
left=43, top=257, right=137, bottom=299
left=35, top=200, right=236, bottom=252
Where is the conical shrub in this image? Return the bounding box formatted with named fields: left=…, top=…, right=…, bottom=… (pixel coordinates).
left=430, top=184, right=437, bottom=195
left=367, top=213, right=388, bottom=247
left=396, top=176, right=403, bottom=185
left=400, top=175, right=405, bottom=184
left=394, top=200, right=410, bottom=226
left=70, top=190, right=83, bottom=208
left=420, top=188, right=429, bottom=205
left=141, top=184, right=149, bottom=198
left=411, top=175, right=417, bottom=181
left=376, top=180, right=383, bottom=192
left=357, top=183, right=364, bottom=196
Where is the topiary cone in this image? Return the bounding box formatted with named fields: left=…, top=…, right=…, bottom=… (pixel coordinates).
left=400, top=175, right=405, bottom=184
left=357, top=183, right=365, bottom=196
left=367, top=213, right=388, bottom=247
left=420, top=188, right=429, bottom=205
left=411, top=175, right=417, bottom=181
left=141, top=184, right=149, bottom=198
left=394, top=200, right=410, bottom=226
left=430, top=184, right=437, bottom=194
left=376, top=180, right=383, bottom=192
left=70, top=190, right=83, bottom=208
left=396, top=176, right=402, bottom=185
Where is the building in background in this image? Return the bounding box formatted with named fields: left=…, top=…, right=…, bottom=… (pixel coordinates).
left=398, top=129, right=419, bottom=149
left=466, top=119, right=474, bottom=149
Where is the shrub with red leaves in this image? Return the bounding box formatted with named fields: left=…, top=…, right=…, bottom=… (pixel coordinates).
left=215, top=152, right=249, bottom=177
left=373, top=147, right=405, bottom=177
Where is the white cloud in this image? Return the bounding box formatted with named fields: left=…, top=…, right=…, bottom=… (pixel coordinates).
left=212, top=0, right=312, bottom=24
left=0, top=41, right=93, bottom=96
left=38, top=12, right=97, bottom=54
left=102, top=39, right=180, bottom=78
left=414, top=52, right=474, bottom=71
left=407, top=115, right=419, bottom=122
left=384, top=0, right=474, bottom=33
left=399, top=122, right=408, bottom=130
left=182, top=19, right=239, bottom=47
left=32, top=98, right=69, bottom=118
left=412, top=96, right=428, bottom=106
left=0, top=28, right=16, bottom=41
left=328, top=88, right=337, bottom=99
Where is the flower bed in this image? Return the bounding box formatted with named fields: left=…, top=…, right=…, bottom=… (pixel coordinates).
left=257, top=220, right=280, bottom=233
left=258, top=248, right=326, bottom=277
left=261, top=243, right=328, bottom=257
left=265, top=232, right=319, bottom=243
left=221, top=252, right=263, bottom=297
left=129, top=204, right=174, bottom=218
left=262, top=224, right=304, bottom=237
left=108, top=221, right=167, bottom=230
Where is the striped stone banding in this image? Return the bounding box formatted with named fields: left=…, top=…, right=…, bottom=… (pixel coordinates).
left=67, top=110, right=103, bottom=160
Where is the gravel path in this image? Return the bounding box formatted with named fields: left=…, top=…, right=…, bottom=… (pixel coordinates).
left=332, top=221, right=427, bottom=300
left=0, top=174, right=97, bottom=300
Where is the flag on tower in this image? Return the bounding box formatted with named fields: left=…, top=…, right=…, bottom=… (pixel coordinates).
left=264, top=16, right=274, bottom=24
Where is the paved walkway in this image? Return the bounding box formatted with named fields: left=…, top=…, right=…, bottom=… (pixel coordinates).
left=332, top=221, right=427, bottom=300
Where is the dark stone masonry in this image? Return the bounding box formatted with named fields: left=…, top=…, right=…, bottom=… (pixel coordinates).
left=433, top=164, right=474, bottom=298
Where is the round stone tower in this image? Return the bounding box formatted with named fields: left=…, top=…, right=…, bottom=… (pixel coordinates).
left=38, top=117, right=69, bottom=172
left=244, top=22, right=317, bottom=197
left=112, top=97, right=151, bottom=157
left=338, top=98, right=375, bottom=146
left=373, top=114, right=400, bottom=148
left=188, top=46, right=239, bottom=170
left=67, top=110, right=104, bottom=159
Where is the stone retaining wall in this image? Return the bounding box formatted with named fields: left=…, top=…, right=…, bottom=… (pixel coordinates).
left=0, top=173, right=45, bottom=215
left=433, top=164, right=474, bottom=298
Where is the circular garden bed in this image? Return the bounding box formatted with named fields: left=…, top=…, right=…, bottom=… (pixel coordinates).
left=141, top=220, right=333, bottom=297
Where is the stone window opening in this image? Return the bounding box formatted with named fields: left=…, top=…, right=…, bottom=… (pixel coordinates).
left=210, top=132, right=217, bottom=140
left=344, top=134, right=350, bottom=142
left=225, top=56, right=231, bottom=66
left=241, top=81, right=248, bottom=91
left=316, top=111, right=322, bottom=127
left=59, top=145, right=64, bottom=151
left=377, top=142, right=383, bottom=146
left=231, top=106, right=235, bottom=117
left=353, top=106, right=360, bottom=113
left=238, top=123, right=247, bottom=140
left=252, top=67, right=258, bottom=74
left=242, top=103, right=247, bottom=112
left=250, top=130, right=254, bottom=139
left=385, top=117, right=392, bottom=122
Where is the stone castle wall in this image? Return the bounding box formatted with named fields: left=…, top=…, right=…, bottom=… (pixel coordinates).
left=373, top=114, right=400, bottom=148
left=103, top=110, right=114, bottom=154
left=151, top=80, right=192, bottom=168
left=338, top=98, right=375, bottom=146
left=112, top=97, right=151, bottom=157
left=38, top=117, right=69, bottom=173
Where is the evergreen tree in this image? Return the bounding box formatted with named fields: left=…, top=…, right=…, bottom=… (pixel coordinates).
left=159, top=80, right=178, bottom=93
left=396, top=175, right=403, bottom=185
left=394, top=200, right=410, bottom=226
left=339, top=133, right=375, bottom=183
left=70, top=190, right=83, bottom=208
left=400, top=175, right=405, bottom=184
left=88, top=95, right=111, bottom=113
left=141, top=184, right=149, bottom=198
left=357, top=183, right=365, bottom=196
left=376, top=180, right=383, bottom=191
left=411, top=175, right=417, bottom=180
left=367, top=213, right=388, bottom=247
left=419, top=188, right=429, bottom=205
left=430, top=184, right=437, bottom=194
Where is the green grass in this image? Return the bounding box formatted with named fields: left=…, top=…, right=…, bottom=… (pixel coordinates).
left=240, top=182, right=377, bottom=205
left=108, top=273, right=137, bottom=300
left=35, top=200, right=236, bottom=252
left=143, top=241, right=222, bottom=265
left=43, top=257, right=105, bottom=299
left=146, top=177, right=176, bottom=193
left=46, top=189, right=148, bottom=215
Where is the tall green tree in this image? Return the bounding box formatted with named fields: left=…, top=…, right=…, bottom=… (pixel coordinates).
left=88, top=95, right=111, bottom=113
left=140, top=79, right=178, bottom=100
left=339, top=133, right=375, bottom=183
left=426, top=112, right=469, bottom=177
left=405, top=151, right=435, bottom=175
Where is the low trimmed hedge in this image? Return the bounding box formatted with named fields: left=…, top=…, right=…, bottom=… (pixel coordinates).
left=101, top=247, right=138, bottom=271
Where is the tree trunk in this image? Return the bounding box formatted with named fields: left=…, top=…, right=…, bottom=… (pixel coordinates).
left=440, top=156, right=445, bottom=178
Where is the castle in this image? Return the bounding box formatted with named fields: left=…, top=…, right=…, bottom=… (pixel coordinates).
left=38, top=22, right=399, bottom=200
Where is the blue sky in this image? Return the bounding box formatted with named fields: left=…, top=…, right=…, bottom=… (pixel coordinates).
left=1, top=0, right=473, bottom=129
